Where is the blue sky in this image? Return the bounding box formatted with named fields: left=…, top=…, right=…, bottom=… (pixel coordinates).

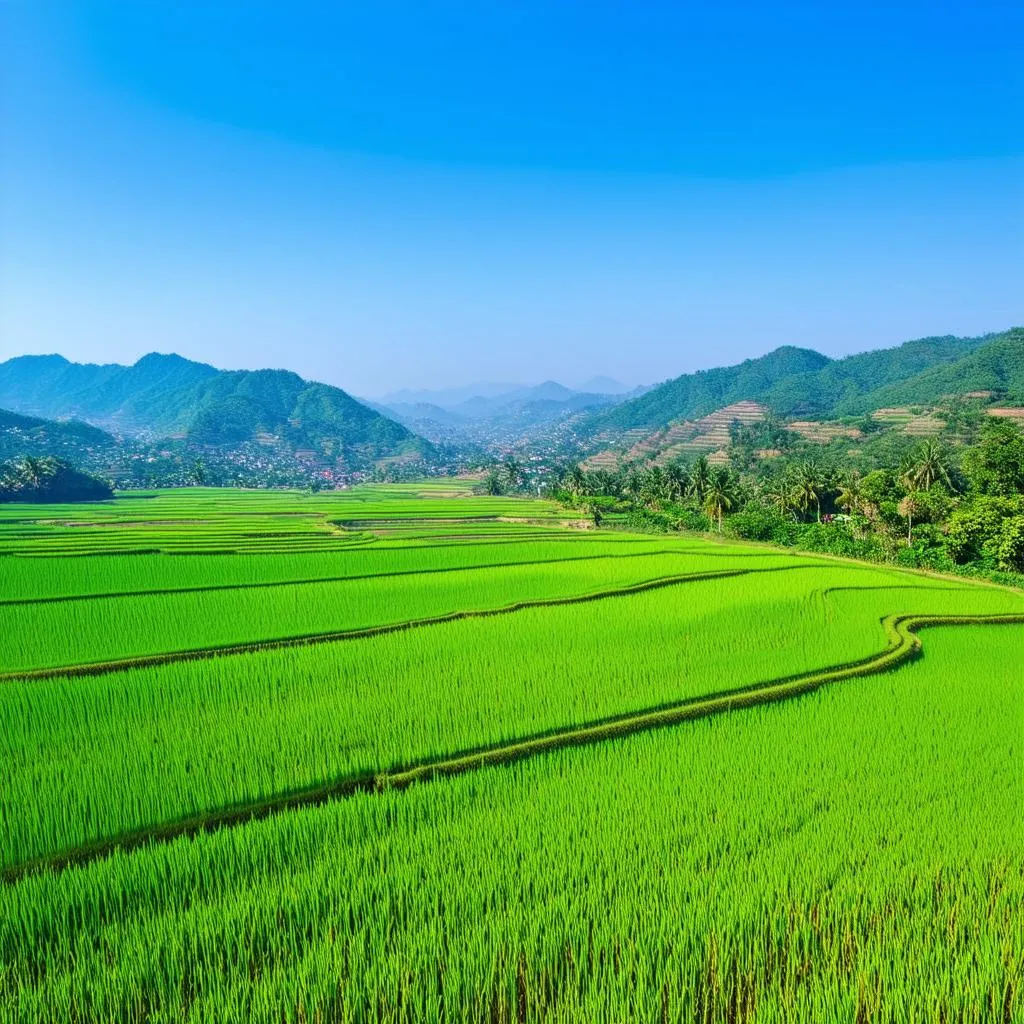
left=2, top=1, right=1021, bottom=395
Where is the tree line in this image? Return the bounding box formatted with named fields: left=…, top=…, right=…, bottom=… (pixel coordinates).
left=494, top=417, right=1024, bottom=582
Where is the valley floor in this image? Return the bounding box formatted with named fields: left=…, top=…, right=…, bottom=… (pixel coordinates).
left=1, top=485, right=1021, bottom=1022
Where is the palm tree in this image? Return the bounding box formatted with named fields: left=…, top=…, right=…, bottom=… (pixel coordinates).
left=898, top=487, right=920, bottom=545
left=567, top=464, right=590, bottom=498
left=623, top=467, right=646, bottom=503
left=640, top=466, right=665, bottom=508
left=703, top=468, right=736, bottom=534
left=687, top=456, right=712, bottom=504
left=910, top=439, right=952, bottom=492
left=663, top=461, right=688, bottom=502
left=762, top=474, right=793, bottom=516
left=836, top=471, right=864, bottom=515
left=791, top=460, right=824, bottom=522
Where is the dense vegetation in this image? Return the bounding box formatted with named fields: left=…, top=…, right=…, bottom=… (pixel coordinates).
left=838, top=328, right=1024, bottom=413
left=1, top=485, right=1021, bottom=1020
left=0, top=408, right=117, bottom=464
left=551, top=414, right=1024, bottom=583
left=584, top=329, right=1012, bottom=432
left=0, top=456, right=113, bottom=503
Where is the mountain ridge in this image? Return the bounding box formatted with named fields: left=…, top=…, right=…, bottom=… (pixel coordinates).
left=581, top=330, right=1018, bottom=439
left=0, top=353, right=431, bottom=470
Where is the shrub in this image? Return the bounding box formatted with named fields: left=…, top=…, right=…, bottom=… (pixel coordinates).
left=726, top=502, right=798, bottom=545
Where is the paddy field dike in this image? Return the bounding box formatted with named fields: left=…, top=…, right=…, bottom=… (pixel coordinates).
left=1, top=483, right=1021, bottom=1022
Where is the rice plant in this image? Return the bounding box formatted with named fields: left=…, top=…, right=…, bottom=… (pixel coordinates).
left=1, top=625, right=1019, bottom=1023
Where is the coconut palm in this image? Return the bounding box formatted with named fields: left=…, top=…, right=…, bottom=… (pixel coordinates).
left=663, top=461, right=688, bottom=502
left=703, top=468, right=736, bottom=534
left=836, top=471, right=864, bottom=515
left=640, top=467, right=665, bottom=508
left=687, top=455, right=712, bottom=503
left=563, top=464, right=587, bottom=498
left=623, top=467, right=646, bottom=503
left=762, top=474, right=793, bottom=516
left=791, top=460, right=824, bottom=522
left=910, top=439, right=952, bottom=492
left=898, top=487, right=921, bottom=545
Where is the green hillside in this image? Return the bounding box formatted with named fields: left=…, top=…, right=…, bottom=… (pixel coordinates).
left=585, top=330, right=1010, bottom=435
left=0, top=353, right=431, bottom=468
left=0, top=408, right=118, bottom=464
left=591, top=346, right=830, bottom=432
left=763, top=333, right=996, bottom=416
left=837, top=328, right=1024, bottom=413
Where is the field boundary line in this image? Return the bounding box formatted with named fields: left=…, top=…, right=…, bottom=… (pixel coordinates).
left=1, top=567, right=811, bottom=682
left=5, top=613, right=1021, bottom=882
left=0, top=548, right=702, bottom=608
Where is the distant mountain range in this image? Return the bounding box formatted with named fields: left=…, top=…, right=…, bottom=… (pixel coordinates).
left=375, top=376, right=635, bottom=411
left=368, top=378, right=649, bottom=445
left=3, top=329, right=1020, bottom=474
left=0, top=353, right=432, bottom=469
left=580, top=328, right=1023, bottom=439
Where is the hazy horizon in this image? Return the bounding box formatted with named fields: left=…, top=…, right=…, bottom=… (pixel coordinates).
left=2, top=3, right=1021, bottom=395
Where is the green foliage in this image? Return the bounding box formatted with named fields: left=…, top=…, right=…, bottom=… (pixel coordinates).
left=726, top=501, right=798, bottom=544
left=945, top=495, right=1024, bottom=569
left=584, top=330, right=1009, bottom=435
left=0, top=456, right=112, bottom=503
left=962, top=416, right=1024, bottom=495
left=845, top=328, right=1024, bottom=413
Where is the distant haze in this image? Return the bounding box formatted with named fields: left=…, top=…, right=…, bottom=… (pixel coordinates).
left=2, top=3, right=1021, bottom=394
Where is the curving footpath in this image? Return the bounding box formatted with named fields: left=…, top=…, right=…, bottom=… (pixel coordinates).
left=4, top=611, right=1021, bottom=883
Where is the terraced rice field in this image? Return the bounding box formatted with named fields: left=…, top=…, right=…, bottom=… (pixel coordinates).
left=1, top=484, right=1022, bottom=1022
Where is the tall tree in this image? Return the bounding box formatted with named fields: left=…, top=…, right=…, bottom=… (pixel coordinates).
left=791, top=461, right=824, bottom=522
left=503, top=457, right=523, bottom=490
left=688, top=456, right=712, bottom=504
left=564, top=464, right=587, bottom=498
left=910, top=439, right=951, bottom=492
left=836, top=471, right=864, bottom=515
left=703, top=468, right=736, bottom=534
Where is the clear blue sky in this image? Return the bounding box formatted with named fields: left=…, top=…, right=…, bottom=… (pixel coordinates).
left=2, top=1, right=1021, bottom=395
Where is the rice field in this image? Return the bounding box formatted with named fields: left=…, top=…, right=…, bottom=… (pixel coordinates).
left=1, top=485, right=1021, bottom=1022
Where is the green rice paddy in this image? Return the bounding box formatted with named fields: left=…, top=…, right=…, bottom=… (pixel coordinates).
left=1, top=484, right=1021, bottom=1022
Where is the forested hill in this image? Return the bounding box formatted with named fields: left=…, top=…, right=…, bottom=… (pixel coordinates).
left=0, top=409, right=118, bottom=463
left=834, top=328, right=1024, bottom=413
left=589, top=346, right=831, bottom=432
left=0, top=353, right=432, bottom=467
left=584, top=330, right=1016, bottom=435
